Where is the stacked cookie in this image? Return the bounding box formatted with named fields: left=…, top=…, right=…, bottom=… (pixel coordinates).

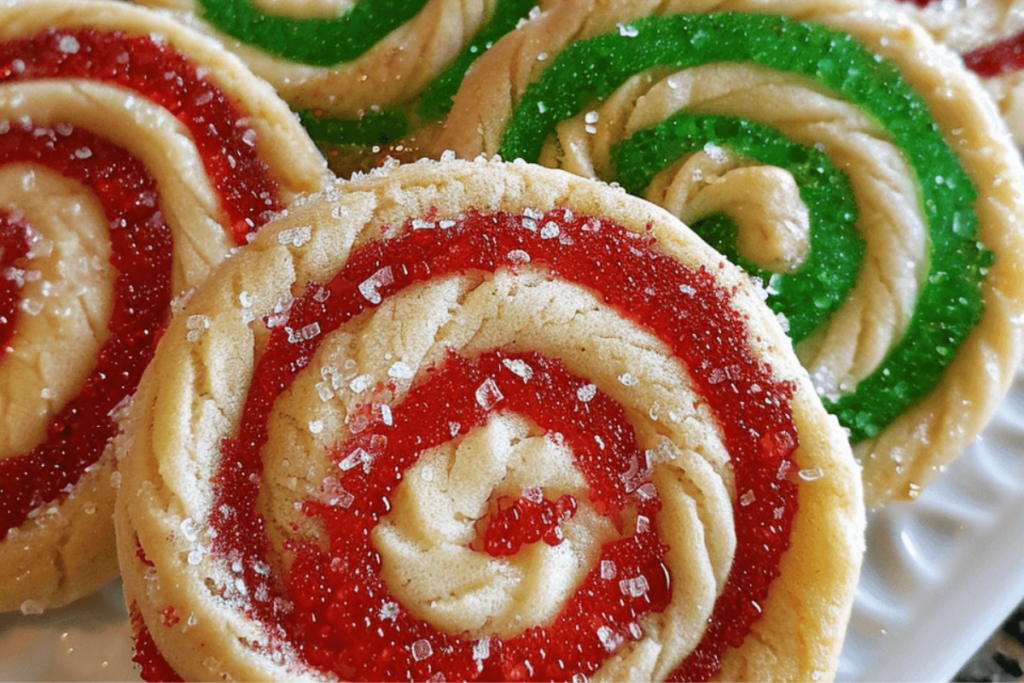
left=881, top=0, right=1024, bottom=147
left=4, top=0, right=1024, bottom=680
left=115, top=155, right=865, bottom=682
left=0, top=0, right=330, bottom=614
left=427, top=0, right=1024, bottom=506
left=129, top=0, right=559, bottom=174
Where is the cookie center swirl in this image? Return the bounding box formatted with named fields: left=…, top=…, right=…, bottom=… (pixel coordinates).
left=212, top=208, right=800, bottom=682
left=377, top=412, right=606, bottom=640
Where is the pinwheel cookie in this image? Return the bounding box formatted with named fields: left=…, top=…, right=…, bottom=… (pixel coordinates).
left=885, top=0, right=1024, bottom=146
left=129, top=0, right=555, bottom=174
left=432, top=0, right=1024, bottom=506
left=115, top=157, right=864, bottom=682
left=0, top=0, right=330, bottom=612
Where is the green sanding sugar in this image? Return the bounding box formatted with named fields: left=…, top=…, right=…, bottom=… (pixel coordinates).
left=297, top=108, right=410, bottom=148
left=499, top=12, right=990, bottom=443
left=614, top=113, right=863, bottom=344
left=197, top=0, right=429, bottom=67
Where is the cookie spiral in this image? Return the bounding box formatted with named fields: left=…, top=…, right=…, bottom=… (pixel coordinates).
left=0, top=0, right=330, bottom=612
left=115, top=158, right=864, bottom=682
left=130, top=0, right=554, bottom=174
left=431, top=0, right=1024, bottom=506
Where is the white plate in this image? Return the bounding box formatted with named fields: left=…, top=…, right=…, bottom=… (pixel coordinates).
left=838, top=359, right=1024, bottom=682
left=4, top=364, right=1024, bottom=682
left=0, top=581, right=137, bottom=682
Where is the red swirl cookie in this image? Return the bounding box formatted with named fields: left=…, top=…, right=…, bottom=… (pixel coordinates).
left=887, top=0, right=1024, bottom=145
left=0, top=0, right=330, bottom=613
left=115, top=158, right=864, bottom=682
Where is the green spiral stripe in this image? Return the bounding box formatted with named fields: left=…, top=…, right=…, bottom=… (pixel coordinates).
left=201, top=0, right=538, bottom=148
left=614, top=113, right=863, bottom=344
left=498, top=12, right=990, bottom=443
left=197, top=0, right=429, bottom=67
left=297, top=108, right=410, bottom=148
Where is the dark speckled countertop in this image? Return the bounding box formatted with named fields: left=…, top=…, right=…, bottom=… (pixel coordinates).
left=957, top=602, right=1024, bottom=682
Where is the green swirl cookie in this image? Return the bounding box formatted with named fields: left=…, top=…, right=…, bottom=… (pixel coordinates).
left=133, top=0, right=545, bottom=173
left=432, top=0, right=1024, bottom=507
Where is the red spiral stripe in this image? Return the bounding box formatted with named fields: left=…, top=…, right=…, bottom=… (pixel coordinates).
left=0, top=28, right=282, bottom=244
left=0, top=124, right=171, bottom=540
left=0, top=211, right=31, bottom=353
left=963, top=31, right=1024, bottom=77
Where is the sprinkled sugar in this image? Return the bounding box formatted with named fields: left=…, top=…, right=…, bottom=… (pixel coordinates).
left=501, top=357, right=534, bottom=382
left=286, top=322, right=321, bottom=343
left=507, top=249, right=531, bottom=264
left=339, top=447, right=374, bottom=474
left=540, top=222, right=560, bottom=239
left=278, top=225, right=312, bottom=247
left=359, top=266, right=394, bottom=305
left=473, top=638, right=491, bottom=662
left=388, top=361, right=415, bottom=380
left=597, top=625, right=623, bottom=652
left=180, top=517, right=199, bottom=543
left=601, top=560, right=617, bottom=579
left=380, top=601, right=400, bottom=620
left=20, top=600, right=44, bottom=615
left=349, top=373, right=374, bottom=393
left=58, top=35, right=80, bottom=54
left=475, top=377, right=504, bottom=410
left=185, top=315, right=210, bottom=342
left=619, top=575, right=649, bottom=598
left=411, top=639, right=433, bottom=662
left=798, top=467, right=826, bottom=482
left=19, top=298, right=43, bottom=316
